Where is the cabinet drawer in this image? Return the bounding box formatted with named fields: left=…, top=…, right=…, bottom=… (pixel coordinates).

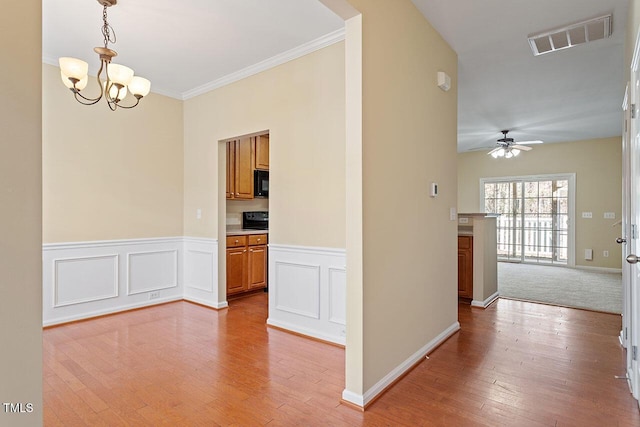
left=227, top=235, right=248, bottom=248
left=248, top=234, right=268, bottom=246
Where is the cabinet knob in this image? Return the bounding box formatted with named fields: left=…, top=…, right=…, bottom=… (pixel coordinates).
left=257, top=238, right=261, bottom=242
left=243, top=250, right=247, bottom=253
left=235, top=239, right=239, bottom=243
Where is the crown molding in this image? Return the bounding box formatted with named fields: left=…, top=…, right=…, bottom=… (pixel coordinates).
left=42, top=27, right=345, bottom=102
left=181, top=28, right=346, bottom=100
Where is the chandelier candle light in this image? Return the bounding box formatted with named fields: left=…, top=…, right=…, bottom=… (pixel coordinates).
left=59, top=0, right=151, bottom=110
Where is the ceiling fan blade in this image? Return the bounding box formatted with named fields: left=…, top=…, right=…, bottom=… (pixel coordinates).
left=515, top=140, right=543, bottom=145
left=487, top=147, right=502, bottom=155
left=512, top=144, right=533, bottom=151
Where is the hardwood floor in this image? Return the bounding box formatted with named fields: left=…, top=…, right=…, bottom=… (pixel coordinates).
left=43, top=295, right=640, bottom=426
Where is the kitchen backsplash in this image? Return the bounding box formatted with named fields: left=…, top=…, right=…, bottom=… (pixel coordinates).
left=226, top=198, right=269, bottom=225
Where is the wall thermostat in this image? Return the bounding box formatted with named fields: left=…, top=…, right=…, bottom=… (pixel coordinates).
left=430, top=182, right=438, bottom=197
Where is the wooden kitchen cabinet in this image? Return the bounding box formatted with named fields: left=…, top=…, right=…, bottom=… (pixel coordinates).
left=254, top=134, right=269, bottom=170
left=226, top=137, right=254, bottom=200
left=458, top=235, right=473, bottom=300
left=226, top=141, right=235, bottom=199
left=226, top=233, right=268, bottom=297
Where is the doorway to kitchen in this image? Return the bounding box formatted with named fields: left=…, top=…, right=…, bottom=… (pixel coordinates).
left=224, top=132, right=270, bottom=304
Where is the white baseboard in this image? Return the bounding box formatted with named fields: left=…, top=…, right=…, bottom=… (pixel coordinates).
left=267, top=244, right=346, bottom=345
left=43, top=236, right=220, bottom=326
left=266, top=318, right=345, bottom=346
left=471, top=291, right=500, bottom=308
left=341, top=321, right=460, bottom=408
left=184, top=295, right=228, bottom=310
left=43, top=296, right=182, bottom=327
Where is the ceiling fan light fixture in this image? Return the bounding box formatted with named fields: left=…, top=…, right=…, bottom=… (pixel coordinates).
left=488, top=130, right=540, bottom=159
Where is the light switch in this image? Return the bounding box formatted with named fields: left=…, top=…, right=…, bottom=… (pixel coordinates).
left=582, top=212, right=592, bottom=219
left=604, top=212, right=616, bottom=219
left=196, top=208, right=202, bottom=219
left=450, top=207, right=457, bottom=221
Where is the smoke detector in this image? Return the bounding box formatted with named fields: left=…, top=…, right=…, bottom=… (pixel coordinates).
left=528, top=14, right=612, bottom=56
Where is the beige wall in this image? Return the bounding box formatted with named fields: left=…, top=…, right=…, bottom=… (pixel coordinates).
left=345, top=0, right=459, bottom=393
left=0, top=1, right=43, bottom=425
left=458, top=137, right=622, bottom=269
left=183, top=42, right=346, bottom=248
left=42, top=64, right=184, bottom=243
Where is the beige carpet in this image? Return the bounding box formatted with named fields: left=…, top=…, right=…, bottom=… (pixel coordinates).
left=498, top=262, right=622, bottom=314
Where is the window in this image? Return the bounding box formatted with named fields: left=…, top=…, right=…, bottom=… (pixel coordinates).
left=481, top=174, right=575, bottom=265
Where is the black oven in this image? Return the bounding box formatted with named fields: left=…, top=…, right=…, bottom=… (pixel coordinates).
left=254, top=170, right=269, bottom=198
left=242, top=211, right=268, bottom=230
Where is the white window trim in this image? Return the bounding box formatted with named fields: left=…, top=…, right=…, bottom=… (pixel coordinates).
left=479, top=173, right=576, bottom=267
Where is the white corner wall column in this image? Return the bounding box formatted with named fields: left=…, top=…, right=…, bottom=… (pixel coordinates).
left=183, top=237, right=225, bottom=309
left=267, top=244, right=346, bottom=345
left=43, top=236, right=221, bottom=326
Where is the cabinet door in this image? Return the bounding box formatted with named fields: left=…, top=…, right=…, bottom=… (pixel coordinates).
left=458, top=236, right=473, bottom=299
left=254, top=134, right=269, bottom=170
left=234, top=137, right=254, bottom=199
left=226, top=247, right=247, bottom=295
left=226, top=141, right=235, bottom=199
left=248, top=245, right=267, bottom=290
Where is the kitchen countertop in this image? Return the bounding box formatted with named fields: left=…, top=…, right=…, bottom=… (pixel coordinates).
left=226, top=227, right=269, bottom=236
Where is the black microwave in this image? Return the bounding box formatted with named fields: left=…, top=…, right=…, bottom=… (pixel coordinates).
left=254, top=170, right=269, bottom=198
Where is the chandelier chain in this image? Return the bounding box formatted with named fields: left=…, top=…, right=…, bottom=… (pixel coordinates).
left=101, top=5, right=116, bottom=48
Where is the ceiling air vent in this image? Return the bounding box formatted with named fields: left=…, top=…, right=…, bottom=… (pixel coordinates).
left=528, top=14, right=612, bottom=56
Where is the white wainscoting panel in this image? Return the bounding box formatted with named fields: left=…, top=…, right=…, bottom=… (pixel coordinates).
left=268, top=244, right=346, bottom=345
left=127, top=250, right=178, bottom=295
left=328, top=267, right=347, bottom=325
left=274, top=262, right=321, bottom=319
left=183, top=237, right=224, bottom=309
left=54, top=255, right=118, bottom=307
left=43, top=237, right=184, bottom=326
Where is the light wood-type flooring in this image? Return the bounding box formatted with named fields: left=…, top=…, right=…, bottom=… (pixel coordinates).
left=43, top=294, right=640, bottom=426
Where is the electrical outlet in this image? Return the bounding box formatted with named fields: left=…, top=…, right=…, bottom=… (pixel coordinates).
left=582, top=212, right=593, bottom=219
left=603, top=250, right=609, bottom=258
left=459, top=217, right=469, bottom=224
left=149, top=291, right=160, bottom=300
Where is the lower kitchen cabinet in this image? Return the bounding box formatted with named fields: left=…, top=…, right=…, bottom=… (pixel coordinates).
left=458, top=235, right=473, bottom=300
left=226, top=233, right=268, bottom=298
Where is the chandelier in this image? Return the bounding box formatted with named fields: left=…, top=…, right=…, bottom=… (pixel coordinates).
left=58, top=0, right=150, bottom=110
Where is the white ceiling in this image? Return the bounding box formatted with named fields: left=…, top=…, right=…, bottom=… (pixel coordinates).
left=43, top=0, right=628, bottom=152
left=42, top=0, right=344, bottom=99
left=412, top=0, right=628, bottom=151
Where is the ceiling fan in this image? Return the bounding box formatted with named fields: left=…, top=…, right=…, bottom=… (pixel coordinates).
left=488, top=130, right=543, bottom=158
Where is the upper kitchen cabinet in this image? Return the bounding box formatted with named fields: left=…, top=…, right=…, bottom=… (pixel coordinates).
left=226, top=140, right=235, bottom=199
left=226, top=133, right=269, bottom=200
left=254, top=134, right=269, bottom=170
left=227, top=137, right=254, bottom=200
